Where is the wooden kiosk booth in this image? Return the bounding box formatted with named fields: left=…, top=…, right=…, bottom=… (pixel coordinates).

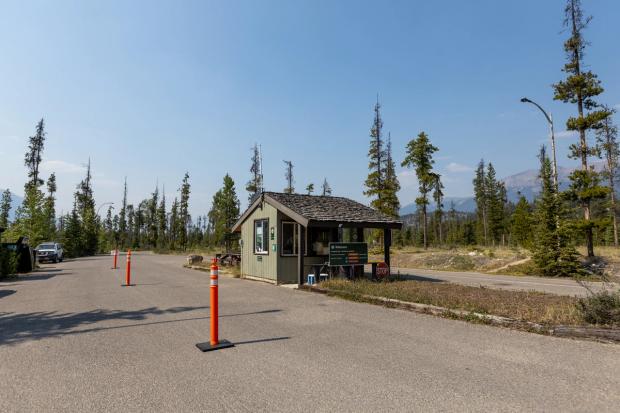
left=231, top=192, right=403, bottom=285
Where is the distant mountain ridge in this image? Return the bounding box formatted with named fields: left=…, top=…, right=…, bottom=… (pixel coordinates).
left=399, top=163, right=606, bottom=215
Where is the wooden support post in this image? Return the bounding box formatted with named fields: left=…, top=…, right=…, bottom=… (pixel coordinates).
left=356, top=227, right=364, bottom=243
left=383, top=228, right=391, bottom=268
left=297, top=224, right=305, bottom=286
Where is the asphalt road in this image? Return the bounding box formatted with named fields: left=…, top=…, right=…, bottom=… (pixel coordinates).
left=1, top=253, right=619, bottom=412
left=390, top=266, right=610, bottom=297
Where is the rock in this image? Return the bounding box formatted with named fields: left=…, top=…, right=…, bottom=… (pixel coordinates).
left=187, top=255, right=203, bottom=265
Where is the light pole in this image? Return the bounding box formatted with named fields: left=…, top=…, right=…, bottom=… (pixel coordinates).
left=520, top=97, right=558, bottom=190
left=96, top=202, right=114, bottom=217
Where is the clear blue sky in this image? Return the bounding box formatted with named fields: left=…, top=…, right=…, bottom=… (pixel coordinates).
left=1, top=0, right=619, bottom=216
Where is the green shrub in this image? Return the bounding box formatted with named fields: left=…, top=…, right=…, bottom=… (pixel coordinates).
left=0, top=248, right=18, bottom=278
left=577, top=290, right=620, bottom=326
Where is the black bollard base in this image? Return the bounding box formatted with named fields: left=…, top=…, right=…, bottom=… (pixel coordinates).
left=196, top=339, right=234, bottom=352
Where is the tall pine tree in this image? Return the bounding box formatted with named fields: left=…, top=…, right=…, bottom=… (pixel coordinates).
left=401, top=132, right=438, bottom=249
left=553, top=0, right=610, bottom=257
left=382, top=134, right=401, bottom=218
left=246, top=143, right=263, bottom=203
left=595, top=107, right=619, bottom=247
left=364, top=98, right=386, bottom=211
left=178, top=173, right=191, bottom=251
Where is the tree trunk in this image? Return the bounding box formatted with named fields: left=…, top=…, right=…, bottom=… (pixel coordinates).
left=571, top=1, right=594, bottom=257
left=610, top=174, right=619, bottom=248
left=422, top=206, right=428, bottom=250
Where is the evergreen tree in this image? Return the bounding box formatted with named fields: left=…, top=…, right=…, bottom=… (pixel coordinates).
left=553, top=0, right=610, bottom=257
left=431, top=173, right=444, bottom=244
left=364, top=98, right=386, bottom=210
left=473, top=160, right=488, bottom=244
left=305, top=183, right=314, bottom=195
left=401, top=131, right=438, bottom=249
left=511, top=196, right=533, bottom=248
left=208, top=174, right=241, bottom=251
left=0, top=189, right=11, bottom=229
left=246, top=143, right=263, bottom=203
left=382, top=134, right=401, bottom=218
left=486, top=163, right=507, bottom=246
left=43, top=173, right=57, bottom=240
left=283, top=161, right=294, bottom=194
left=178, top=173, right=190, bottom=250
left=118, top=178, right=128, bottom=248
left=61, top=198, right=83, bottom=258
left=10, top=119, right=49, bottom=245
left=126, top=204, right=135, bottom=248
left=532, top=147, right=583, bottom=277
left=147, top=185, right=159, bottom=247
left=103, top=206, right=114, bottom=251
left=595, top=107, right=619, bottom=247
left=321, top=178, right=332, bottom=196
left=169, top=198, right=178, bottom=249
left=445, top=201, right=459, bottom=246
left=77, top=159, right=98, bottom=255
left=24, top=118, right=46, bottom=188
left=157, top=186, right=167, bottom=248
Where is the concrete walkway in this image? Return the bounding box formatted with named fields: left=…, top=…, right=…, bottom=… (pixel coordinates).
left=1, top=253, right=619, bottom=412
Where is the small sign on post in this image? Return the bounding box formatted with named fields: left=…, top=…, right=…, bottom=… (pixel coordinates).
left=376, top=262, right=390, bottom=278
left=329, top=242, right=369, bottom=266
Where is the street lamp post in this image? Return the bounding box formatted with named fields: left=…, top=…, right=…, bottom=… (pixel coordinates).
left=96, top=202, right=114, bottom=217
left=520, top=97, right=558, bottom=190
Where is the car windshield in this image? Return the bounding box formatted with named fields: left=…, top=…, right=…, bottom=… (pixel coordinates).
left=37, top=244, right=55, bottom=250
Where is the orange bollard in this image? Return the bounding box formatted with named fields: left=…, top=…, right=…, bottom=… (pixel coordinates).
left=112, top=249, right=118, bottom=269
left=125, top=249, right=132, bottom=286
left=196, top=257, right=233, bottom=352
left=210, top=258, right=219, bottom=345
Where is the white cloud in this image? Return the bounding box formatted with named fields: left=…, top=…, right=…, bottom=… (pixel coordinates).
left=445, top=162, right=473, bottom=173
left=554, top=130, right=577, bottom=139
left=40, top=160, right=86, bottom=174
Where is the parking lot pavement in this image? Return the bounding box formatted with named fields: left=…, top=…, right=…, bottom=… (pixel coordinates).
left=1, top=253, right=619, bottom=412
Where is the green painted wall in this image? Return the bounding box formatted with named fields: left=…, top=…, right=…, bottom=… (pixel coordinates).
left=240, top=200, right=278, bottom=282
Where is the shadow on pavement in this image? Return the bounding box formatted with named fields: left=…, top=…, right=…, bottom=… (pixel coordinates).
left=0, top=290, right=16, bottom=299
left=398, top=274, right=445, bottom=283
left=13, top=273, right=69, bottom=281
left=234, top=336, right=290, bottom=346
left=0, top=307, right=283, bottom=346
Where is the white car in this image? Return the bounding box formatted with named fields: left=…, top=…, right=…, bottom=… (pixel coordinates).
left=36, top=243, right=64, bottom=263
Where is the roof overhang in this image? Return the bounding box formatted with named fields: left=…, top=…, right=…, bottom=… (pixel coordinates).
left=232, top=193, right=402, bottom=232
left=231, top=193, right=310, bottom=232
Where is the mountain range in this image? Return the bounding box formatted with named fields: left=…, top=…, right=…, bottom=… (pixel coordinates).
left=399, top=163, right=606, bottom=215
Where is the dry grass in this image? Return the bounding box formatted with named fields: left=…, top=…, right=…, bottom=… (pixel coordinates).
left=374, top=247, right=530, bottom=273
left=184, top=261, right=241, bottom=278
left=321, top=279, right=582, bottom=325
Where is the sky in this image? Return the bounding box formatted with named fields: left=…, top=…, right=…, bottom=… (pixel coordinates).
left=1, top=0, right=620, bottom=217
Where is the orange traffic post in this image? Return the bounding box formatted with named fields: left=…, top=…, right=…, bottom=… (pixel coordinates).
left=123, top=249, right=133, bottom=286
left=196, top=258, right=234, bottom=352
left=112, top=249, right=118, bottom=269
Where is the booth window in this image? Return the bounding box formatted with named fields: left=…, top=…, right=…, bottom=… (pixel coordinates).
left=309, top=227, right=331, bottom=256
left=254, top=219, right=269, bottom=254
left=281, top=222, right=298, bottom=256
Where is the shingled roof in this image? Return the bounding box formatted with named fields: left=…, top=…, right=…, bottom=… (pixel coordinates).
left=232, top=192, right=402, bottom=231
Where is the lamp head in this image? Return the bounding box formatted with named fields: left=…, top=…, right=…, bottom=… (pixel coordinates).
left=520, top=97, right=530, bottom=103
